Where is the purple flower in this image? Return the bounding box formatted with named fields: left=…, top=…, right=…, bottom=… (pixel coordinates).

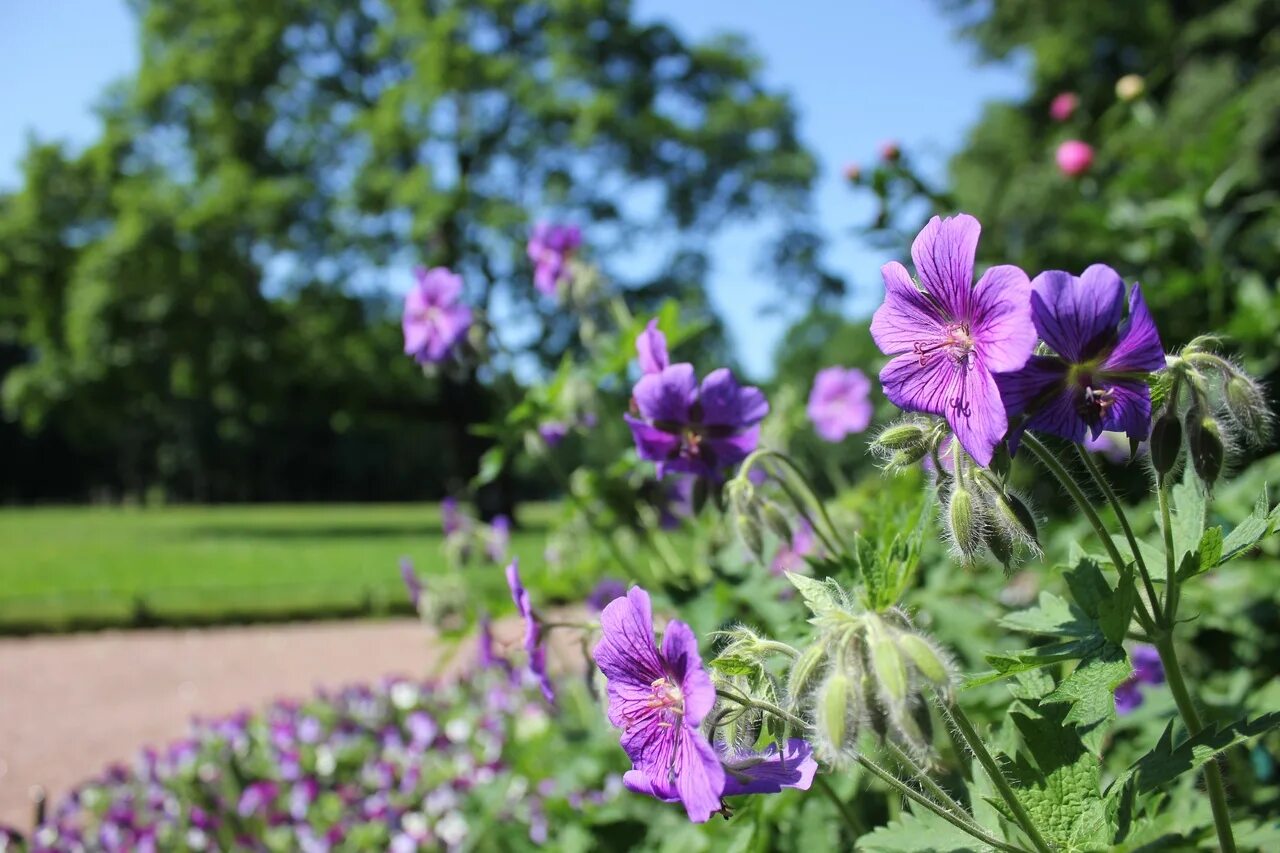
left=625, top=739, right=817, bottom=802
left=528, top=223, right=582, bottom=296
left=441, top=497, right=464, bottom=536
left=486, top=515, right=511, bottom=563
left=402, top=267, right=471, bottom=364
left=871, top=214, right=1034, bottom=467
left=626, top=366, right=768, bottom=480
left=770, top=518, right=817, bottom=578
left=997, top=265, right=1165, bottom=453
left=586, top=578, right=627, bottom=613
left=592, top=587, right=723, bottom=822
left=477, top=613, right=504, bottom=670
left=506, top=560, right=554, bottom=703
left=237, top=781, right=278, bottom=818
left=538, top=422, right=570, bottom=448
left=1084, top=430, right=1135, bottom=463
left=637, top=319, right=670, bottom=375
left=400, top=559, right=422, bottom=609
left=1115, top=644, right=1166, bottom=715
left=807, top=366, right=873, bottom=442
left=656, top=475, right=695, bottom=529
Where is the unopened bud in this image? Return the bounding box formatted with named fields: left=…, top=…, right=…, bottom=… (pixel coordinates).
left=760, top=503, right=793, bottom=544
left=1185, top=408, right=1224, bottom=486
left=1149, top=411, right=1182, bottom=479
left=736, top=513, right=765, bottom=560
left=818, top=673, right=851, bottom=755
left=985, top=528, right=1014, bottom=571
left=896, top=632, right=952, bottom=687
left=875, top=422, right=927, bottom=452
left=1115, top=73, right=1145, bottom=102
left=787, top=643, right=827, bottom=706
left=1224, top=374, right=1272, bottom=446
left=994, top=491, right=1039, bottom=548
left=946, top=486, right=983, bottom=559
left=869, top=629, right=908, bottom=704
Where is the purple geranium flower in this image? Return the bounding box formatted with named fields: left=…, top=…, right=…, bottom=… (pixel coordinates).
left=528, top=223, right=582, bottom=296
left=871, top=214, right=1035, bottom=466
left=506, top=560, right=554, bottom=703
left=441, top=497, right=464, bottom=536
left=770, top=518, right=818, bottom=578
left=626, top=366, right=768, bottom=480
left=486, top=515, right=511, bottom=563
left=807, top=366, right=873, bottom=442
left=399, top=559, right=422, bottom=610
left=538, top=422, right=570, bottom=448
left=1115, top=644, right=1165, bottom=714
left=237, top=781, right=279, bottom=818
left=593, top=587, right=723, bottom=822
left=586, top=578, right=627, bottom=613
left=998, top=265, right=1165, bottom=453
left=627, top=739, right=817, bottom=800
left=402, top=267, right=471, bottom=364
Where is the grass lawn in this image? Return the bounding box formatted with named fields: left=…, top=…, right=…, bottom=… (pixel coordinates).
left=0, top=503, right=555, bottom=634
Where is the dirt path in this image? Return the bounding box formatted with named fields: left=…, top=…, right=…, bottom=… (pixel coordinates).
left=0, top=618, right=525, bottom=829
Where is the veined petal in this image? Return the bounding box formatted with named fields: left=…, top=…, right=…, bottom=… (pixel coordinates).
left=699, top=369, right=768, bottom=427
left=721, top=739, right=818, bottom=796
left=673, top=727, right=726, bottom=823
left=879, top=353, right=959, bottom=419
left=946, top=362, right=1007, bottom=468
left=1024, top=386, right=1090, bottom=445
left=621, top=712, right=680, bottom=780
left=911, top=214, right=980, bottom=319
left=995, top=356, right=1068, bottom=418
left=661, top=621, right=715, bottom=725
left=626, top=415, right=682, bottom=464
left=971, top=264, right=1035, bottom=374
left=871, top=261, right=947, bottom=354
left=594, top=588, right=664, bottom=686
left=1099, top=378, right=1153, bottom=444
left=633, top=364, right=697, bottom=424
left=1031, top=266, right=1123, bottom=363
left=623, top=769, right=678, bottom=803
left=637, top=319, right=670, bottom=375
left=1104, top=285, right=1165, bottom=373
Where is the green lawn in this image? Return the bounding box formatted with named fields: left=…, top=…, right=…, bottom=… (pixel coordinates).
left=0, top=504, right=555, bottom=633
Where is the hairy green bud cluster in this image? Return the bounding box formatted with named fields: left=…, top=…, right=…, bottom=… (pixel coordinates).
left=938, top=456, right=1040, bottom=571
left=870, top=416, right=945, bottom=475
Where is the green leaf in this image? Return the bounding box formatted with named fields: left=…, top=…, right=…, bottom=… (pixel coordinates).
left=470, top=446, right=505, bottom=488
left=1041, top=645, right=1131, bottom=754
left=785, top=571, right=842, bottom=618
left=856, top=808, right=982, bottom=852
left=1217, top=486, right=1276, bottom=565
left=708, top=656, right=760, bottom=677
left=1106, top=712, right=1280, bottom=797
left=1169, top=473, right=1206, bottom=561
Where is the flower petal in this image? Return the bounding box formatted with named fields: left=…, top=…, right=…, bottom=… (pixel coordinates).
left=911, top=214, right=980, bottom=318
left=1103, top=284, right=1165, bottom=373
left=1098, top=378, right=1153, bottom=445
left=637, top=319, right=670, bottom=375
left=947, top=363, right=1007, bottom=468
left=626, top=415, right=682, bottom=465
left=661, top=620, right=715, bottom=725
left=623, top=769, right=678, bottom=803
left=870, top=261, right=946, bottom=354
left=971, top=264, right=1035, bottom=374
left=721, top=739, right=818, bottom=796
left=418, top=266, right=464, bottom=305
left=1031, top=266, right=1123, bottom=363
left=633, top=364, right=696, bottom=424
left=699, top=368, right=768, bottom=428
left=673, top=726, right=726, bottom=823
left=593, top=587, right=664, bottom=687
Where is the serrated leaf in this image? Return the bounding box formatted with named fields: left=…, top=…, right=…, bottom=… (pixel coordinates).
left=708, top=656, right=759, bottom=677
left=1217, top=486, right=1276, bottom=565
left=1042, top=645, right=1131, bottom=754
left=855, top=807, right=982, bottom=852
left=785, top=571, right=841, bottom=617
left=1106, top=712, right=1280, bottom=797
left=471, top=446, right=505, bottom=487
left=1169, top=474, right=1206, bottom=561
left=1097, top=569, right=1136, bottom=647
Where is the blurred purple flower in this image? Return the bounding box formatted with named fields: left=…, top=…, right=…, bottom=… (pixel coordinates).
left=1084, top=430, right=1135, bottom=463
left=998, top=265, right=1164, bottom=454
left=870, top=214, right=1034, bottom=467
left=538, top=421, right=570, bottom=448
left=399, top=559, right=422, bottom=609
left=593, top=587, right=723, bottom=822
left=1049, top=92, right=1079, bottom=122
left=637, top=319, right=669, bottom=375
left=807, top=366, right=873, bottom=442
left=770, top=518, right=818, bottom=578
left=626, top=365, right=768, bottom=480
left=486, top=515, right=511, bottom=563
left=441, top=497, right=464, bottom=536
left=402, top=267, right=471, bottom=364
left=657, top=475, right=695, bottom=529
left=528, top=223, right=582, bottom=296
left=1115, top=644, right=1166, bottom=714
left=237, top=781, right=278, bottom=818
left=506, top=560, right=554, bottom=703
left=586, top=578, right=627, bottom=613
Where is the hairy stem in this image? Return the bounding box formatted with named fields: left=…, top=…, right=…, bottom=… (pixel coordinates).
left=944, top=703, right=1054, bottom=853
left=883, top=742, right=980, bottom=832
left=815, top=775, right=867, bottom=838
left=1157, top=480, right=1179, bottom=625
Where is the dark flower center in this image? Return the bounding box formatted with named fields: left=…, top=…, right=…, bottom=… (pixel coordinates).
left=1078, top=384, right=1115, bottom=424
left=913, top=323, right=975, bottom=368
left=646, top=677, right=685, bottom=719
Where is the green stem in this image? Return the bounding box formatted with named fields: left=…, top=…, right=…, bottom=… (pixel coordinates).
left=1157, top=480, right=1179, bottom=625
left=884, top=742, right=980, bottom=832
left=1154, top=636, right=1237, bottom=852
left=739, top=448, right=843, bottom=554
left=854, top=755, right=1027, bottom=853
left=815, top=775, right=867, bottom=838
left=945, top=703, right=1054, bottom=853
left=1076, top=447, right=1163, bottom=629
left=1022, top=435, right=1154, bottom=635
left=543, top=452, right=646, bottom=582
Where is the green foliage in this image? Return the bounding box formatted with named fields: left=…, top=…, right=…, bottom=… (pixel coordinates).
left=857, top=808, right=981, bottom=852
left=1107, top=712, right=1280, bottom=797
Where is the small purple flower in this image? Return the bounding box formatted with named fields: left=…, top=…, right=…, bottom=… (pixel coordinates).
left=871, top=214, right=1035, bottom=467
left=506, top=560, right=554, bottom=703
left=538, top=422, right=570, bottom=448
left=402, top=267, right=471, bottom=364
left=400, top=559, right=422, bottom=609
left=486, top=515, right=511, bottom=563
left=441, top=497, right=464, bottom=536
left=593, top=587, right=724, bottom=822
left=998, top=265, right=1165, bottom=453
left=637, top=319, right=670, bottom=375
left=477, top=613, right=503, bottom=670
left=1115, top=644, right=1166, bottom=714
left=807, top=366, right=873, bottom=442
left=626, top=366, right=768, bottom=480
left=586, top=578, right=627, bottom=613
left=770, top=518, right=818, bottom=578
left=528, top=223, right=582, bottom=296
left=1084, top=430, right=1135, bottom=463
left=237, top=781, right=278, bottom=818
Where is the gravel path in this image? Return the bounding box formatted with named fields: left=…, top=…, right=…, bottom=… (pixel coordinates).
left=0, top=618, right=516, bottom=829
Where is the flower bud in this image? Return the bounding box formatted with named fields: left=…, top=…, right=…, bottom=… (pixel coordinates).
left=985, top=528, right=1014, bottom=571
left=1115, top=73, right=1145, bottom=102
left=1149, top=410, right=1182, bottom=479
left=895, top=632, right=954, bottom=688
left=869, top=628, right=908, bottom=704
left=1224, top=373, right=1272, bottom=447
left=993, top=490, right=1039, bottom=549
left=1185, top=408, right=1224, bottom=486
left=787, top=642, right=827, bottom=707
left=817, top=672, right=852, bottom=758
left=945, top=485, right=984, bottom=560
left=875, top=421, right=928, bottom=452
left=736, top=513, right=765, bottom=560
left=760, top=503, right=793, bottom=544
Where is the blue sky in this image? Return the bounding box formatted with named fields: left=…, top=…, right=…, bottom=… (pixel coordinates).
left=0, top=0, right=1026, bottom=377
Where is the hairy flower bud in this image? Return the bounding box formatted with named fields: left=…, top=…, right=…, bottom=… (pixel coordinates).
left=736, top=513, right=765, bottom=560
left=1185, top=408, right=1225, bottom=487
left=787, top=643, right=827, bottom=708
left=1224, top=373, right=1272, bottom=447
left=895, top=631, right=954, bottom=689
left=875, top=421, right=928, bottom=452
left=945, top=485, right=984, bottom=561
left=868, top=627, right=908, bottom=705
left=993, top=490, right=1039, bottom=550
left=1149, top=410, right=1183, bottom=480
left=816, top=672, right=853, bottom=762
left=760, top=502, right=793, bottom=544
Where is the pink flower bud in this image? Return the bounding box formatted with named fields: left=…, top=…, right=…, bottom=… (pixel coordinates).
left=1049, top=92, right=1078, bottom=122
left=879, top=141, right=900, bottom=163
left=1055, top=140, right=1094, bottom=176
left=842, top=162, right=862, bottom=182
